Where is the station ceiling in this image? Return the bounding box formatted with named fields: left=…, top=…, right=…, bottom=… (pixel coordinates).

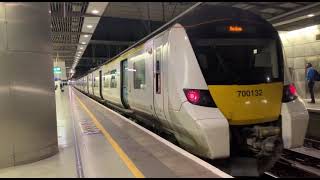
left=49, top=2, right=320, bottom=79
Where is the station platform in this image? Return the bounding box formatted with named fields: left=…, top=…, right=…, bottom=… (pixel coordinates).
left=0, top=86, right=231, bottom=178
left=303, top=99, right=320, bottom=112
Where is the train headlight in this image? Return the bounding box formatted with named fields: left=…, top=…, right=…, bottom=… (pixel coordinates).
left=282, top=84, right=298, bottom=102
left=183, top=89, right=217, bottom=107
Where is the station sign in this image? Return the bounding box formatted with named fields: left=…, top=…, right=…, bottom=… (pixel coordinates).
left=53, top=67, right=61, bottom=74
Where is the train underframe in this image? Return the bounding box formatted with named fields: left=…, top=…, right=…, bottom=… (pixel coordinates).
left=229, top=119, right=283, bottom=176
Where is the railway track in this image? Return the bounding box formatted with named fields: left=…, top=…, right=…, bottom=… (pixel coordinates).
left=265, top=143, right=320, bottom=178
left=305, top=137, right=320, bottom=150
left=264, top=110, right=320, bottom=177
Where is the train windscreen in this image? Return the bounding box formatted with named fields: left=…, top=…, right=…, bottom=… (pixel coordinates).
left=177, top=4, right=284, bottom=85
left=191, top=38, right=281, bottom=85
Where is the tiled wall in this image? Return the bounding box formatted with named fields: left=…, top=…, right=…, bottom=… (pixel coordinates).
left=279, top=25, right=320, bottom=99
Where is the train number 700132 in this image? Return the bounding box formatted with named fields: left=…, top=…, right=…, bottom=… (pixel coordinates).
left=237, top=90, right=263, bottom=97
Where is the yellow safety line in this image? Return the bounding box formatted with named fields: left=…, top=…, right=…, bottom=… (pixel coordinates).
left=74, top=93, right=145, bottom=178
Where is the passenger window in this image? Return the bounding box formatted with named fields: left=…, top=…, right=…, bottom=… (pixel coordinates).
left=103, top=72, right=110, bottom=88
left=94, top=76, right=98, bottom=87
left=110, top=70, right=117, bottom=88
left=133, top=58, right=146, bottom=89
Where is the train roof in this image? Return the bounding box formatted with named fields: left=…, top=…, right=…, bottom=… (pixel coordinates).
left=78, top=2, right=276, bottom=79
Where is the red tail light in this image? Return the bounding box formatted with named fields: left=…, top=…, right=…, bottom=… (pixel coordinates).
left=185, top=89, right=201, bottom=104
left=282, top=84, right=297, bottom=102
left=289, top=84, right=297, bottom=96
left=183, top=89, right=216, bottom=107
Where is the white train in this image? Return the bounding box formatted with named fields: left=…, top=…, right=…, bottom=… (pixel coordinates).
left=74, top=3, right=309, bottom=175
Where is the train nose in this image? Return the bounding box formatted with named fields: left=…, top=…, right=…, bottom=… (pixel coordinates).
left=207, top=82, right=283, bottom=125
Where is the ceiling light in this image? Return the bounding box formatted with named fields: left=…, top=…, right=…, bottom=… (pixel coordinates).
left=92, top=9, right=99, bottom=14
left=84, top=35, right=89, bottom=38
left=79, top=47, right=84, bottom=50
left=308, top=14, right=314, bottom=17
left=81, top=42, right=86, bottom=45
left=86, top=25, right=93, bottom=29
left=49, top=10, right=51, bottom=14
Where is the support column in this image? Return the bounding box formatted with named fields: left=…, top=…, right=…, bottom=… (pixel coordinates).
left=0, top=2, right=58, bottom=168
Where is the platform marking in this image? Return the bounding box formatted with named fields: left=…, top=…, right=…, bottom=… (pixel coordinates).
left=74, top=94, right=145, bottom=178
left=72, top=88, right=233, bottom=178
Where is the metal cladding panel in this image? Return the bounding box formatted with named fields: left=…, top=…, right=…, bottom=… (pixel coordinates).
left=0, top=3, right=58, bottom=168
left=0, top=3, right=14, bottom=168
left=10, top=52, right=57, bottom=155
left=0, top=54, right=15, bottom=168
left=0, top=3, right=5, bottom=51
left=6, top=2, right=51, bottom=53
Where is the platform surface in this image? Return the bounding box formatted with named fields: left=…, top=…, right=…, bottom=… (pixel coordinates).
left=0, top=86, right=231, bottom=178
left=304, top=99, right=320, bottom=112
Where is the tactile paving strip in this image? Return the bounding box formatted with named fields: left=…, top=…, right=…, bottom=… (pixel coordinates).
left=79, top=119, right=101, bottom=135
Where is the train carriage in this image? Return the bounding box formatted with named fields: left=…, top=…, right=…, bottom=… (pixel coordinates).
left=74, top=3, right=309, bottom=175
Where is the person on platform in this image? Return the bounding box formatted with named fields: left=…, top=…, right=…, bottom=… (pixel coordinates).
left=306, top=63, right=316, bottom=103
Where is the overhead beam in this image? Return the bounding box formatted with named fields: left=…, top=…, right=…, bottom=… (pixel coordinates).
left=273, top=13, right=320, bottom=27
left=89, top=40, right=135, bottom=46
left=267, top=2, right=320, bottom=22
left=52, top=50, right=75, bottom=53
left=51, top=32, right=93, bottom=36
left=53, top=43, right=79, bottom=46
left=53, top=40, right=135, bottom=47
left=52, top=56, right=108, bottom=59
left=51, top=12, right=101, bottom=18
left=81, top=57, right=109, bottom=61
left=247, top=2, right=292, bottom=12
left=274, top=15, right=320, bottom=31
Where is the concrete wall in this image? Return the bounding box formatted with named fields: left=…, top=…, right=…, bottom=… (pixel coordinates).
left=279, top=25, right=320, bottom=99
left=0, top=2, right=58, bottom=168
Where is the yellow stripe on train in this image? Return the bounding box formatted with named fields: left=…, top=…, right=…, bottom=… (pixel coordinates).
left=208, top=82, right=283, bottom=125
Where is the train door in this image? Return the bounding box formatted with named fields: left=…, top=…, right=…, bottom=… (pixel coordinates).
left=91, top=73, right=94, bottom=94
left=153, top=35, right=167, bottom=121
left=86, top=76, right=89, bottom=93
left=99, top=70, right=103, bottom=99
left=121, top=59, right=130, bottom=108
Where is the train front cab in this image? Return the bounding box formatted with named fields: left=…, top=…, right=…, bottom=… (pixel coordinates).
left=165, top=5, right=309, bottom=174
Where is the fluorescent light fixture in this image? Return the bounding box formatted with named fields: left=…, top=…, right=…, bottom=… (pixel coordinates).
left=92, top=9, right=99, bottom=14
left=308, top=14, right=314, bottom=17
left=81, top=42, right=86, bottom=45
left=86, top=24, right=93, bottom=29
left=79, top=47, right=84, bottom=50
left=84, top=35, right=89, bottom=38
